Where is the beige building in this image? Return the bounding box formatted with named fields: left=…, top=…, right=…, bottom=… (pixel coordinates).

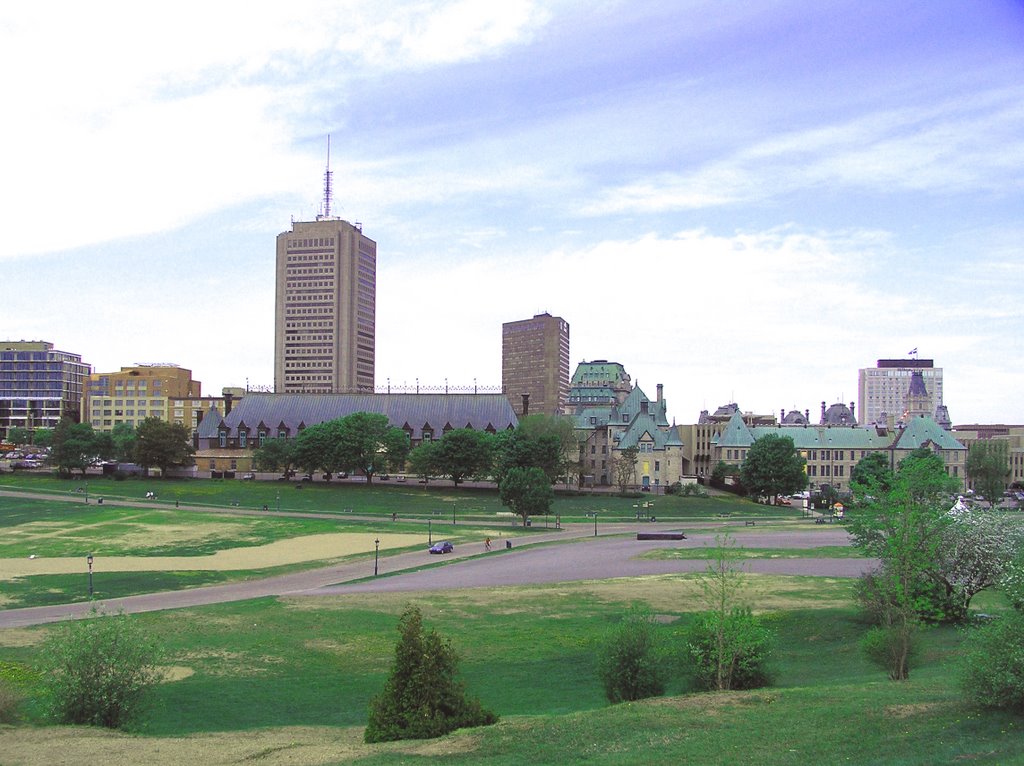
left=274, top=217, right=376, bottom=394
left=501, top=313, right=570, bottom=416
left=952, top=424, right=1024, bottom=492
left=82, top=364, right=213, bottom=435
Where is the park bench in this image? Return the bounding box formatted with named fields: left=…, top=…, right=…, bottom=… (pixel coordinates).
left=744, top=520, right=756, bottom=526
left=636, top=532, right=686, bottom=541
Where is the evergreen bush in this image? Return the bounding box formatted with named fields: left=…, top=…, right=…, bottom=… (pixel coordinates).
left=365, top=606, right=497, bottom=743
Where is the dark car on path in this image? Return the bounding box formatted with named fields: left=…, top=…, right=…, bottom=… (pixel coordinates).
left=429, top=541, right=454, bottom=554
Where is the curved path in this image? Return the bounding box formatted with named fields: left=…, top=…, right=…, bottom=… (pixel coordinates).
left=0, top=520, right=871, bottom=628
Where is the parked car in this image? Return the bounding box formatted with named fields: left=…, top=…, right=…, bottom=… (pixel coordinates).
left=429, top=541, right=454, bottom=554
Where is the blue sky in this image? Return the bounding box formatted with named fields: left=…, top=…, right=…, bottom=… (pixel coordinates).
left=1, top=1, right=1021, bottom=423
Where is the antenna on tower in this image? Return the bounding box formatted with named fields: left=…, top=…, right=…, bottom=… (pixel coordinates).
left=321, top=135, right=334, bottom=219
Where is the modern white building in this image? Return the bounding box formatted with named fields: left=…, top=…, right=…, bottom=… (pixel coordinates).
left=858, top=358, right=943, bottom=426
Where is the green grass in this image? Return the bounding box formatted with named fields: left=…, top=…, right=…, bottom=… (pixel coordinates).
left=0, top=472, right=796, bottom=522
left=2, top=580, right=1022, bottom=764
left=641, top=546, right=863, bottom=560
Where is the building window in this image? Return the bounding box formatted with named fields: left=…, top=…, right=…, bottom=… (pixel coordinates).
left=239, top=431, right=247, bottom=448
left=655, top=460, right=660, bottom=472
left=219, top=431, right=227, bottom=448
left=259, top=431, right=266, bottom=447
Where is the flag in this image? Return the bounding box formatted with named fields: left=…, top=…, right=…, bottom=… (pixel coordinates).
left=908, top=347, right=917, bottom=355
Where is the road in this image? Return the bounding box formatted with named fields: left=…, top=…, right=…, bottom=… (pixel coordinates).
left=0, top=521, right=870, bottom=628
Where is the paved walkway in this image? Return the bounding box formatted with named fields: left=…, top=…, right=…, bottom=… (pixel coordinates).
left=0, top=513, right=868, bottom=628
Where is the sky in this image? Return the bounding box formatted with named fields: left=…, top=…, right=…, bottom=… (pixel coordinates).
left=1, top=1, right=1022, bottom=424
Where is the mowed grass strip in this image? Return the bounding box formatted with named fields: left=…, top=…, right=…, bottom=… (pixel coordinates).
left=1, top=580, right=1021, bottom=765
left=640, top=546, right=863, bottom=560
left=0, top=472, right=797, bottom=521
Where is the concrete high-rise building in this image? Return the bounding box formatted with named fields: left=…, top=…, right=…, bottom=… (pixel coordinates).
left=858, top=358, right=943, bottom=426
left=501, top=313, right=570, bottom=417
left=0, top=340, right=91, bottom=439
left=274, top=217, right=376, bottom=394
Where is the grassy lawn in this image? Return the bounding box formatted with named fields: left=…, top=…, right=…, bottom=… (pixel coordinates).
left=0, top=577, right=1020, bottom=765
left=0, top=472, right=798, bottom=522
left=641, top=545, right=863, bottom=560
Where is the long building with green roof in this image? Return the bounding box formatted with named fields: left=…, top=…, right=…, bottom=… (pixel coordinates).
left=713, top=410, right=966, bottom=492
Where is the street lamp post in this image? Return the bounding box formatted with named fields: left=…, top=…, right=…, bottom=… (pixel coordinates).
left=428, top=518, right=432, bottom=545
left=452, top=501, right=456, bottom=526
left=276, top=491, right=280, bottom=513
left=87, top=553, right=94, bottom=598
left=374, top=538, right=380, bottom=577
left=593, top=513, right=598, bottom=537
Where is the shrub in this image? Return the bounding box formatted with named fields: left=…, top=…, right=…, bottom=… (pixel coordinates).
left=597, top=606, right=666, bottom=703
left=959, top=611, right=1024, bottom=712
left=38, top=609, right=163, bottom=729
left=861, top=624, right=920, bottom=681
left=684, top=608, right=774, bottom=691
left=855, top=569, right=962, bottom=625
left=365, top=605, right=497, bottom=743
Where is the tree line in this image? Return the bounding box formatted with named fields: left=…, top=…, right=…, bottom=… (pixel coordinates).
left=253, top=412, right=579, bottom=525
left=16, top=417, right=194, bottom=477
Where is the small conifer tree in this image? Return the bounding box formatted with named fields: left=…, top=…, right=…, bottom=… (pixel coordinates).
left=365, top=605, right=497, bottom=743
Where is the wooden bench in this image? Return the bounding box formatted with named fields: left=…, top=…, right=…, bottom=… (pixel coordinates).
left=744, top=520, right=756, bottom=527
left=636, top=532, right=686, bottom=541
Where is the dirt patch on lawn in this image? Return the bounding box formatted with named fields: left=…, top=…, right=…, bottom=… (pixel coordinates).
left=0, top=724, right=482, bottom=766
left=0, top=533, right=423, bottom=580
left=0, top=628, right=43, bottom=648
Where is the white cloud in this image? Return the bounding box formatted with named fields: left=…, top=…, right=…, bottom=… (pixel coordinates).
left=0, top=1, right=552, bottom=259
left=585, top=86, right=1024, bottom=214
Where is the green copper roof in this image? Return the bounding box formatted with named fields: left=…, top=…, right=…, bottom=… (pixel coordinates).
left=570, top=360, right=628, bottom=385
left=716, top=411, right=755, bottom=447
left=893, top=415, right=966, bottom=451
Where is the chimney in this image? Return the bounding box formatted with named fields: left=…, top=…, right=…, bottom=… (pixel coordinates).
left=821, top=401, right=826, bottom=421
left=224, top=392, right=233, bottom=416
left=781, top=408, right=786, bottom=421
left=656, top=383, right=663, bottom=403
left=521, top=393, right=530, bottom=416
left=850, top=402, right=856, bottom=422
left=805, top=409, right=810, bottom=422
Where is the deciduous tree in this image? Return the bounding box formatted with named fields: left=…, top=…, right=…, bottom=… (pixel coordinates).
left=429, top=428, right=496, bottom=486
left=739, top=433, right=806, bottom=503
left=252, top=437, right=296, bottom=475
left=612, top=446, right=639, bottom=494
left=499, top=466, right=554, bottom=526
left=966, top=439, right=1011, bottom=507
left=134, top=417, right=194, bottom=476
left=48, top=418, right=106, bottom=477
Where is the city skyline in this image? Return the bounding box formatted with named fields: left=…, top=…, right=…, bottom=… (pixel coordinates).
left=2, top=2, right=1022, bottom=423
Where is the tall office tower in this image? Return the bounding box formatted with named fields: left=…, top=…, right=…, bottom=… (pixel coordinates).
left=274, top=145, right=376, bottom=394
left=0, top=340, right=91, bottom=439
left=858, top=357, right=944, bottom=426
left=501, top=313, right=570, bottom=417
